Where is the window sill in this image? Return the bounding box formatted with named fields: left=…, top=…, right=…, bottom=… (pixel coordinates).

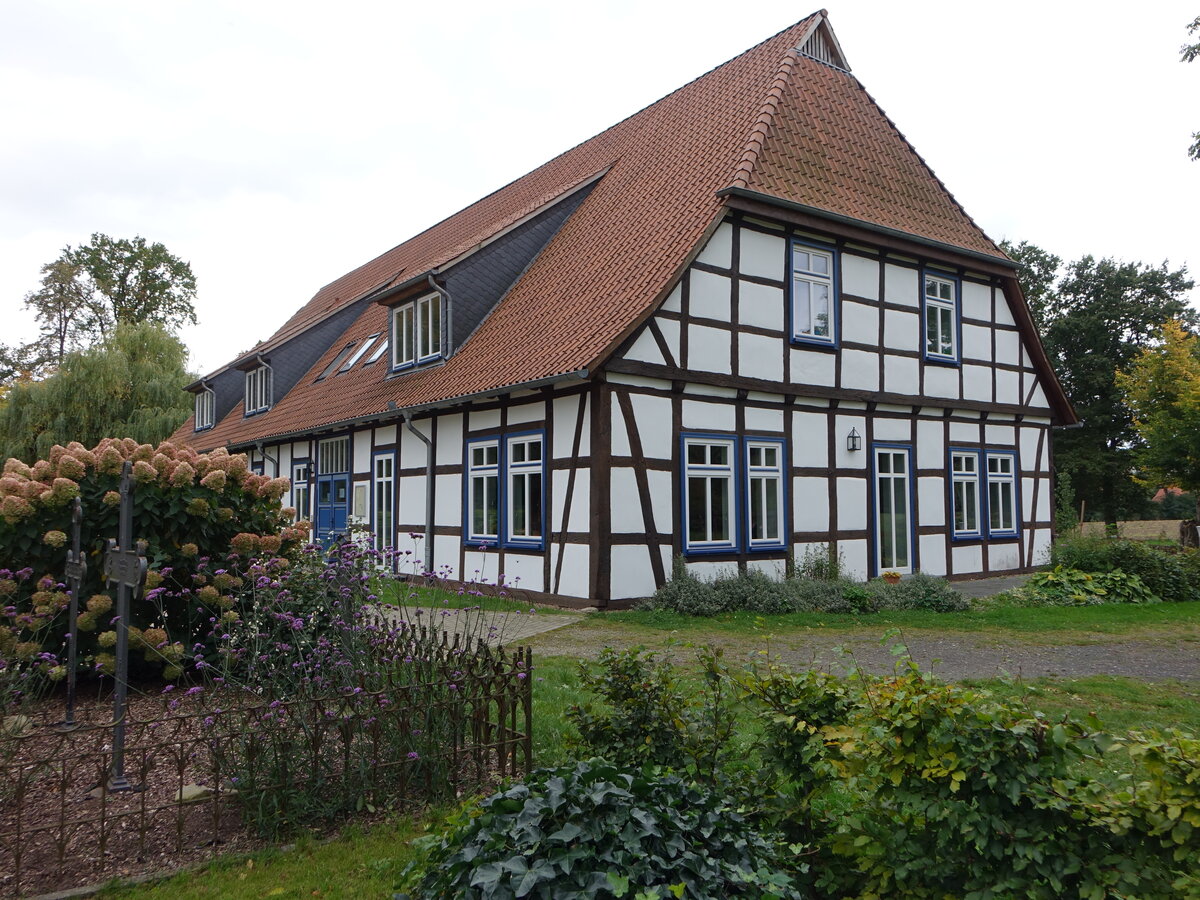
left=789, top=336, right=838, bottom=352
left=923, top=354, right=961, bottom=368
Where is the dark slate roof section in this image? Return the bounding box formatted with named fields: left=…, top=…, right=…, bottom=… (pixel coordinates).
left=263, top=293, right=375, bottom=407
left=443, top=179, right=599, bottom=352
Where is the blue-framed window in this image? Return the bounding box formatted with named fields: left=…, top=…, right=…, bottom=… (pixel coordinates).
left=392, top=293, right=442, bottom=370
left=789, top=239, right=838, bottom=347
left=681, top=434, right=788, bottom=555
left=372, top=450, right=395, bottom=552
left=291, top=459, right=311, bottom=524
left=250, top=459, right=265, bottom=476
left=244, top=365, right=272, bottom=414
left=986, top=452, right=1019, bottom=537
left=464, top=430, right=545, bottom=550
left=194, top=388, right=214, bottom=431
left=873, top=444, right=914, bottom=574
left=950, top=449, right=982, bottom=539
left=922, top=270, right=960, bottom=363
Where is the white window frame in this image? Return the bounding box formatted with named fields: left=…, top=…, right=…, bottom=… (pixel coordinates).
left=874, top=445, right=914, bottom=574
left=466, top=439, right=500, bottom=543
left=745, top=439, right=786, bottom=548
left=683, top=436, right=737, bottom=552
left=292, top=461, right=311, bottom=526
left=318, top=436, right=350, bottom=475
left=340, top=333, right=380, bottom=373
left=372, top=452, right=395, bottom=553
left=791, top=243, right=836, bottom=345
left=392, top=304, right=415, bottom=369
left=986, top=452, right=1019, bottom=537
left=506, top=435, right=544, bottom=546
left=923, top=272, right=958, bottom=362
left=391, top=293, right=442, bottom=370
left=194, top=388, right=214, bottom=430
left=950, top=450, right=981, bottom=538
left=245, top=365, right=272, bottom=414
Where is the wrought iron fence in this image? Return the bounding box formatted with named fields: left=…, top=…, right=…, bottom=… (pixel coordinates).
left=0, top=632, right=531, bottom=898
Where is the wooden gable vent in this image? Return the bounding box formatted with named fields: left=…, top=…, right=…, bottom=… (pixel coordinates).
left=798, top=14, right=850, bottom=71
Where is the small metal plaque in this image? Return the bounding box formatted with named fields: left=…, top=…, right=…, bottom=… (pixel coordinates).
left=103, top=540, right=148, bottom=592
left=64, top=551, right=87, bottom=582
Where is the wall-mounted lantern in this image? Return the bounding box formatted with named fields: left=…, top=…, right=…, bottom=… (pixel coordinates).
left=846, top=427, right=862, bottom=452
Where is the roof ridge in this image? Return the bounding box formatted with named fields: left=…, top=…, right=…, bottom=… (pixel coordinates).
left=730, top=46, right=802, bottom=190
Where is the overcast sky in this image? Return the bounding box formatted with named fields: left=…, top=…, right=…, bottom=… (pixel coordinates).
left=2, top=0, right=1197, bottom=374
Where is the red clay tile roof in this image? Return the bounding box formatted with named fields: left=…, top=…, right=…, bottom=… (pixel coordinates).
left=176, top=11, right=1060, bottom=450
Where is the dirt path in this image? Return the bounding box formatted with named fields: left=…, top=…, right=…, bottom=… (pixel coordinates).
left=522, top=620, right=1200, bottom=682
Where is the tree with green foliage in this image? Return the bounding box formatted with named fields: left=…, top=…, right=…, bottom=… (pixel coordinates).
left=0, top=322, right=194, bottom=462
left=1003, top=240, right=1195, bottom=524
left=1184, top=15, right=1200, bottom=160
left=1117, top=319, right=1200, bottom=519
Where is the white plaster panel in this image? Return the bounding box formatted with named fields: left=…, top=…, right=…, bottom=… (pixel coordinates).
left=917, top=420, right=944, bottom=468
left=884, top=355, right=919, bottom=395
left=1029, top=383, right=1049, bottom=409
left=688, top=324, right=731, bottom=374
left=656, top=317, right=681, bottom=362
left=883, top=263, right=919, bottom=307
left=391, top=531, right=425, bottom=577
left=690, top=270, right=732, bottom=322
left=950, top=421, right=982, bottom=444
left=552, top=543, right=590, bottom=600
left=611, top=400, right=631, bottom=457
left=917, top=476, right=945, bottom=528
left=963, top=365, right=991, bottom=402
left=682, top=398, right=736, bottom=432
left=1031, top=528, right=1052, bottom=566
left=662, top=283, right=683, bottom=314
left=989, top=543, right=1021, bottom=572
left=841, top=349, right=879, bottom=392
left=647, top=470, right=672, bottom=534
left=837, top=539, right=869, bottom=581
left=352, top=431, right=371, bottom=473
left=962, top=324, right=990, bottom=361
left=552, top=395, right=588, bottom=457
left=631, top=394, right=674, bottom=459
left=790, top=349, right=836, bottom=387
left=995, top=368, right=1020, bottom=405
left=1036, top=478, right=1051, bottom=521
left=745, top=405, right=784, bottom=433
left=696, top=222, right=733, bottom=269
left=375, top=425, right=397, bottom=447
left=550, top=469, right=590, bottom=533
left=499, top=555, right=544, bottom=593
left=739, top=280, right=785, bottom=331
left=276, top=444, right=291, bottom=479
left=841, top=300, right=878, bottom=345
left=995, top=295, right=1017, bottom=326
left=623, top=327, right=665, bottom=366
left=951, top=543, right=983, bottom=575
left=834, top=415, right=867, bottom=470
left=686, top=560, right=735, bottom=582
left=924, top=365, right=959, bottom=399
left=398, top=475, right=426, bottom=527
left=995, top=330, right=1020, bottom=366
left=986, top=424, right=1017, bottom=447
left=841, top=253, right=879, bottom=301
left=747, top=558, right=787, bottom=580
left=738, top=332, right=784, bottom=382
left=794, top=477, right=830, bottom=533
left=884, top=309, right=920, bottom=352
left=609, top=468, right=643, bottom=533
left=434, top=535, right=461, bottom=579
left=434, top=473, right=460, bottom=526
left=435, top=414, right=464, bottom=465
left=873, top=417, right=911, bottom=442
left=683, top=383, right=738, bottom=398
left=1020, top=427, right=1044, bottom=471
left=739, top=228, right=786, bottom=280
left=793, top=410, right=829, bottom=467
left=961, top=281, right=991, bottom=323
left=835, top=477, right=868, bottom=530
left=918, top=535, right=947, bottom=576
left=468, top=408, right=502, bottom=432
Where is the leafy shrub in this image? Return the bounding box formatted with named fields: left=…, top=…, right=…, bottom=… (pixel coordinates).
left=712, top=568, right=794, bottom=614
left=1017, top=565, right=1160, bottom=606
left=1052, top=532, right=1198, bottom=602
left=0, top=439, right=304, bottom=696
left=865, top=572, right=969, bottom=612
left=782, top=577, right=849, bottom=613
left=793, top=543, right=846, bottom=581
left=399, top=759, right=807, bottom=900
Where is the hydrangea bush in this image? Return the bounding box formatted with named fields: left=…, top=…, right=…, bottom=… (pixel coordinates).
left=0, top=437, right=305, bottom=699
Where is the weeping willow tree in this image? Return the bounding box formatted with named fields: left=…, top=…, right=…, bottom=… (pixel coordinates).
left=0, top=322, right=194, bottom=462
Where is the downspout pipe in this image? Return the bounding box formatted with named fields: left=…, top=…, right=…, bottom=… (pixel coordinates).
left=255, top=441, right=280, bottom=478
left=427, top=274, right=452, bottom=359
left=403, top=411, right=435, bottom=575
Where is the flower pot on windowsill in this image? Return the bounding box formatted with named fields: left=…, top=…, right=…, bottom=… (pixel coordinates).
left=882, top=572, right=901, bottom=585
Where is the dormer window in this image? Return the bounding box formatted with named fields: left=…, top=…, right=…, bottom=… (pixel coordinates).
left=245, top=365, right=272, bottom=414
left=392, top=293, right=442, bottom=370
left=194, top=387, right=215, bottom=431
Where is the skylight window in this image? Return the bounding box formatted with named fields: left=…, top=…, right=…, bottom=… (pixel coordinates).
left=339, top=334, right=380, bottom=373
left=365, top=339, right=389, bottom=366
left=317, top=342, right=357, bottom=381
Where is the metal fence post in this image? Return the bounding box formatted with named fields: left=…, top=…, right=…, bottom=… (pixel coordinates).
left=56, top=497, right=87, bottom=732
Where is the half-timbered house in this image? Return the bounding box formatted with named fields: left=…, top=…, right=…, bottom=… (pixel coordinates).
left=174, top=10, right=1076, bottom=607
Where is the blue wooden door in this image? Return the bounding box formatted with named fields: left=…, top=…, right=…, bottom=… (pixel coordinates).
left=315, top=474, right=349, bottom=546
